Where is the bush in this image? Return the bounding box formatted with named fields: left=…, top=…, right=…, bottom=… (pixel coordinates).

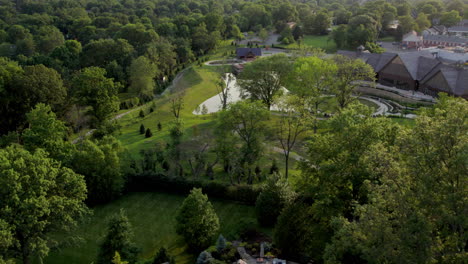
left=139, top=110, right=145, bottom=118
left=139, top=124, right=145, bottom=134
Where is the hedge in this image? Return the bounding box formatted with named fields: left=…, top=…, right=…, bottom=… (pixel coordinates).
left=127, top=171, right=261, bottom=205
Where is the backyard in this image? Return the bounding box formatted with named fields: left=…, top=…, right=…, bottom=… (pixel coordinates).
left=44, top=192, right=266, bottom=264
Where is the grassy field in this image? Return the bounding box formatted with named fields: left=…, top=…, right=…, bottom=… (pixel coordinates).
left=279, top=35, right=337, bottom=53
left=44, top=192, right=266, bottom=264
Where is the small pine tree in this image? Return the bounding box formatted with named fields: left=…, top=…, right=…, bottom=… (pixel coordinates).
left=145, top=128, right=152, bottom=138
left=195, top=104, right=201, bottom=115
left=201, top=104, right=208, bottom=115
left=150, top=107, right=154, bottom=113
left=157, top=122, right=162, bottom=131
left=269, top=159, right=279, bottom=174
left=139, top=124, right=145, bottom=134
left=196, top=251, right=213, bottom=264
left=139, top=110, right=145, bottom=118
left=216, top=234, right=227, bottom=253
left=153, top=247, right=170, bottom=264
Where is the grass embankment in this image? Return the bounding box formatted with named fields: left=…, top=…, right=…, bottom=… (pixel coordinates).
left=278, top=35, right=337, bottom=53
left=44, top=192, right=266, bottom=264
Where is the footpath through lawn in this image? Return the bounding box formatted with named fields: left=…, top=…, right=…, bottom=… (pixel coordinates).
left=44, top=192, right=266, bottom=264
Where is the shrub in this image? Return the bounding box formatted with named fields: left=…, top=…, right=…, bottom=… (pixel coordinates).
left=139, top=124, right=145, bottom=134
left=196, top=251, right=213, bottom=264
left=139, top=110, right=145, bottom=118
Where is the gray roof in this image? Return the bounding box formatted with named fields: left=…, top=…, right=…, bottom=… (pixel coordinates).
left=338, top=49, right=468, bottom=97
left=447, top=26, right=468, bottom=32
left=424, top=35, right=468, bottom=44
left=236, top=48, right=262, bottom=57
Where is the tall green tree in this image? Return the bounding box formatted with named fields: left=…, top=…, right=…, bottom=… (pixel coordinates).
left=71, top=136, right=125, bottom=204
left=97, top=209, right=140, bottom=264
left=72, top=67, right=120, bottom=125
left=216, top=101, right=270, bottom=184
left=332, top=55, right=376, bottom=110
left=176, top=188, right=220, bottom=251
left=237, top=54, right=291, bottom=109
left=128, top=56, right=157, bottom=100
left=0, top=146, right=88, bottom=264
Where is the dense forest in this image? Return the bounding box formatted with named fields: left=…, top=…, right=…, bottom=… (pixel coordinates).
left=0, top=0, right=467, bottom=264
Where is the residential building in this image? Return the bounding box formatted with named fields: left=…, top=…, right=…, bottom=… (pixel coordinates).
left=448, top=20, right=468, bottom=38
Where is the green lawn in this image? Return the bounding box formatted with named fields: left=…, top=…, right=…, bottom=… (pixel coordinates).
left=279, top=35, right=337, bottom=53
left=44, top=192, right=265, bottom=264
left=116, top=66, right=220, bottom=157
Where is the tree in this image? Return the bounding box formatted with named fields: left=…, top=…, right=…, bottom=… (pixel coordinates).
left=216, top=101, right=270, bottom=184
left=196, top=251, right=213, bottom=264
left=398, top=15, right=417, bottom=34
left=0, top=57, right=23, bottom=134
left=331, top=24, right=348, bottom=49
left=22, top=103, right=74, bottom=162
left=258, top=28, right=269, bottom=43
left=97, top=209, right=140, bottom=264
left=35, top=25, right=65, bottom=54
left=81, top=38, right=134, bottom=68
left=216, top=235, right=227, bottom=252
left=292, top=25, right=303, bottom=41
left=325, top=95, right=468, bottom=264
left=313, top=12, right=331, bottom=35
left=440, top=10, right=462, bottom=27
left=288, top=56, right=337, bottom=133
left=153, top=247, right=170, bottom=264
left=274, top=200, right=328, bottom=262
left=230, top=25, right=244, bottom=42
left=176, top=188, right=220, bottom=251
left=112, top=252, right=128, bottom=264
left=71, top=136, right=125, bottom=204
left=139, top=124, right=145, bottom=134
left=415, top=13, right=431, bottom=32
left=237, top=54, right=291, bottom=109
left=170, top=93, right=184, bottom=119
left=332, top=55, right=376, bottom=110
left=275, top=95, right=307, bottom=178
left=72, top=67, right=120, bottom=126
left=0, top=146, right=88, bottom=264
left=216, top=71, right=234, bottom=111
left=256, top=173, right=295, bottom=226
left=129, top=56, right=157, bottom=100
left=145, top=128, right=152, bottom=138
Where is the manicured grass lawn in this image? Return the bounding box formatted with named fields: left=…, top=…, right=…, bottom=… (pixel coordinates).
left=116, top=66, right=220, bottom=157
left=279, top=35, right=337, bottom=53
left=378, top=36, right=395, bottom=42
left=44, top=192, right=265, bottom=264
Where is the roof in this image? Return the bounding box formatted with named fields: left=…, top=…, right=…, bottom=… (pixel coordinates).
left=448, top=26, right=468, bottom=32
left=423, top=35, right=467, bottom=44
left=236, top=48, right=262, bottom=57
left=403, top=31, right=422, bottom=42
left=433, top=25, right=447, bottom=32
left=338, top=49, right=468, bottom=97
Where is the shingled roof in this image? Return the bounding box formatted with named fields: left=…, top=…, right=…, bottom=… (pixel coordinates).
left=236, top=48, right=262, bottom=58
left=424, top=34, right=467, bottom=44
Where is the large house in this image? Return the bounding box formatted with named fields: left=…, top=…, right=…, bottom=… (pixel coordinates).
left=337, top=49, right=468, bottom=99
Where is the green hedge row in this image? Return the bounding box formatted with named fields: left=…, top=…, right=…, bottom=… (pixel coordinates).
left=127, top=171, right=261, bottom=205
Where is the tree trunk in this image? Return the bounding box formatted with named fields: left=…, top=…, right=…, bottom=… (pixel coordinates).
left=284, top=152, right=289, bottom=179
left=22, top=243, right=30, bottom=264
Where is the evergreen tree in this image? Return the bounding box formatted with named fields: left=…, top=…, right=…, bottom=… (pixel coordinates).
left=176, top=188, right=220, bottom=250
left=157, top=122, right=162, bottom=131
left=97, top=209, right=140, bottom=264
left=139, top=124, right=145, bottom=134
left=196, top=251, right=213, bottom=264
left=139, top=110, right=145, bottom=118
left=152, top=247, right=170, bottom=264
left=216, top=234, right=227, bottom=253
left=145, top=128, right=152, bottom=138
